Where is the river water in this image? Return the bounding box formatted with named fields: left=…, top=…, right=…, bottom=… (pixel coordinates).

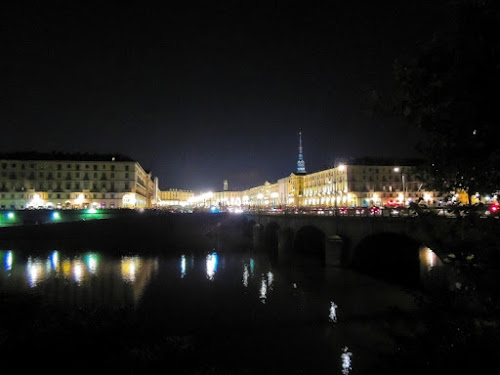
left=0, top=242, right=497, bottom=374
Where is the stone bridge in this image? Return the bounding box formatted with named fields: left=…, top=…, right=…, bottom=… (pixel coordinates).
left=244, top=213, right=434, bottom=270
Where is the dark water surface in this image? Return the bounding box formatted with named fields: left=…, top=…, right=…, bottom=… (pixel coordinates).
left=0, top=243, right=498, bottom=374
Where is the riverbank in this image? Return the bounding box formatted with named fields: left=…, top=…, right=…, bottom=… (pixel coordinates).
left=0, top=211, right=251, bottom=254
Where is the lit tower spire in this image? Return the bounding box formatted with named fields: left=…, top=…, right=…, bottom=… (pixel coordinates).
left=297, top=131, right=306, bottom=174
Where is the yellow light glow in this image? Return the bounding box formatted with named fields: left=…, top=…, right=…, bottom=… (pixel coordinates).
left=74, top=193, right=85, bottom=205
left=338, top=164, right=345, bottom=171
left=122, top=193, right=137, bottom=206
left=121, top=256, right=140, bottom=283
left=62, top=259, right=71, bottom=277
left=28, top=193, right=45, bottom=208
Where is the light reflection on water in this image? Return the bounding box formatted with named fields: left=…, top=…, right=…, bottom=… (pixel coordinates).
left=0, top=246, right=468, bottom=373
left=205, top=251, right=218, bottom=280
left=1, top=249, right=158, bottom=307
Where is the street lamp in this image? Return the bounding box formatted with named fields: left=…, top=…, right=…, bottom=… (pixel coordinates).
left=394, top=167, right=406, bottom=206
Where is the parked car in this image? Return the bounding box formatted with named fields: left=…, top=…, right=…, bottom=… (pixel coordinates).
left=338, top=207, right=348, bottom=215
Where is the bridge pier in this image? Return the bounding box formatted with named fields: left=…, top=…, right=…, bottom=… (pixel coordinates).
left=325, top=235, right=344, bottom=266
left=277, top=227, right=294, bottom=261
left=252, top=223, right=264, bottom=249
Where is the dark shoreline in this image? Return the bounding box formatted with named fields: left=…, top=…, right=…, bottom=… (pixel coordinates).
left=0, top=212, right=252, bottom=254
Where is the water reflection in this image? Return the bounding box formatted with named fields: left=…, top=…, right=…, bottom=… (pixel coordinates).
left=242, top=263, right=249, bottom=287
left=73, top=259, right=84, bottom=284
left=267, top=271, right=274, bottom=291
left=259, top=275, right=267, bottom=303
left=206, top=251, right=218, bottom=281
left=4, top=250, right=13, bottom=271
left=121, top=256, right=141, bottom=283
left=180, top=254, right=186, bottom=278
left=1, top=249, right=157, bottom=307
left=50, top=251, right=59, bottom=271
left=1, top=245, right=480, bottom=373
left=329, top=301, right=338, bottom=323
left=419, top=246, right=448, bottom=293
left=27, top=257, right=42, bottom=287
left=341, top=346, right=353, bottom=374
left=86, top=253, right=98, bottom=274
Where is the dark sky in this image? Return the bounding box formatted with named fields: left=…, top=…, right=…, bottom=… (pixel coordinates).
left=2, top=1, right=448, bottom=192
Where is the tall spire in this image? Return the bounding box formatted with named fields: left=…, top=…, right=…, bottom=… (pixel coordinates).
left=297, top=131, right=306, bottom=174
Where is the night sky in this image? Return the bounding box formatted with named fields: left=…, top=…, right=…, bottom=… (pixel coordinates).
left=2, top=1, right=448, bottom=192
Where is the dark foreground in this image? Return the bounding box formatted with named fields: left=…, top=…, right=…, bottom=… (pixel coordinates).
left=1, top=213, right=500, bottom=374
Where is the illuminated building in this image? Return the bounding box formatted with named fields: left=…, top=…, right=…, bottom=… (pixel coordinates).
left=189, top=162, right=439, bottom=210
left=302, top=163, right=439, bottom=207
left=0, top=152, right=158, bottom=209
left=158, top=188, right=194, bottom=207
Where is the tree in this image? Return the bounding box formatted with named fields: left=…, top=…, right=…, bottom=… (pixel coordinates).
left=372, top=0, right=500, bottom=201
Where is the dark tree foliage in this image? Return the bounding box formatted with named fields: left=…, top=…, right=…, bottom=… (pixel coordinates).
left=372, top=0, right=500, bottom=198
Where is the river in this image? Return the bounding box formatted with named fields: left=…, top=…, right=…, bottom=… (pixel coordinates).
left=0, top=229, right=499, bottom=374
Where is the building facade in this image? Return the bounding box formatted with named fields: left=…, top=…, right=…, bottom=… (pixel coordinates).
left=188, top=164, right=440, bottom=210
left=158, top=188, right=194, bottom=207
left=0, top=153, right=157, bottom=209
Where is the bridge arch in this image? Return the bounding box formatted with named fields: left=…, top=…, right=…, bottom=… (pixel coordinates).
left=294, top=225, right=326, bottom=264
left=263, top=221, right=280, bottom=254
left=352, top=232, right=421, bottom=286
